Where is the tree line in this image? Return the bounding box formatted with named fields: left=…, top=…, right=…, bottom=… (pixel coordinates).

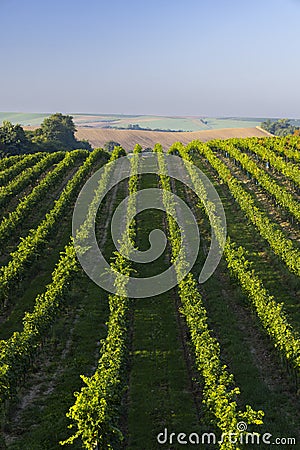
left=261, top=118, right=300, bottom=136
left=0, top=113, right=91, bottom=156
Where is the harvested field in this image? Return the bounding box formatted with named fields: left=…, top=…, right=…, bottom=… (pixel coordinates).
left=75, top=126, right=272, bottom=150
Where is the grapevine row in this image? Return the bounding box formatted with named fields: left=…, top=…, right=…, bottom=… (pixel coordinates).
left=0, top=244, right=79, bottom=401
left=209, top=139, right=300, bottom=223
left=187, top=141, right=300, bottom=277
left=0, top=147, right=123, bottom=402
left=0, top=152, right=44, bottom=186
left=0, top=148, right=107, bottom=308
left=0, top=154, right=23, bottom=171
left=260, top=136, right=300, bottom=163
left=155, top=144, right=263, bottom=450
left=233, top=138, right=300, bottom=188
left=0, top=151, right=64, bottom=209
left=0, top=150, right=87, bottom=249
left=61, top=145, right=141, bottom=449
left=170, top=142, right=300, bottom=376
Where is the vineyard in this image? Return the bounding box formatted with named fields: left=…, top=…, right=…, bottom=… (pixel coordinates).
left=0, top=135, right=299, bottom=449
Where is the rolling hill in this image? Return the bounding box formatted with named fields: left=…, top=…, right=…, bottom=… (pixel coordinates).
left=75, top=126, right=272, bottom=150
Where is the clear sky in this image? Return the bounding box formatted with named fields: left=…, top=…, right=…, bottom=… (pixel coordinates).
left=0, top=0, right=299, bottom=118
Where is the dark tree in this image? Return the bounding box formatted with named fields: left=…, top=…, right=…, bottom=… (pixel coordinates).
left=104, top=141, right=121, bottom=152
left=33, top=113, right=92, bottom=152
left=261, top=118, right=299, bottom=136
left=39, top=113, right=77, bottom=148
left=0, top=121, right=30, bottom=156
left=0, top=113, right=92, bottom=156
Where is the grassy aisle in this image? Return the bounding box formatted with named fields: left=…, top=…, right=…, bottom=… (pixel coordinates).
left=191, top=153, right=300, bottom=331
left=212, top=147, right=300, bottom=242
left=2, top=171, right=128, bottom=449
left=0, top=213, right=72, bottom=339
left=172, top=169, right=300, bottom=443
left=127, top=170, right=200, bottom=449
left=3, top=272, right=110, bottom=450
left=0, top=157, right=87, bottom=264
left=0, top=160, right=59, bottom=217
left=0, top=156, right=108, bottom=335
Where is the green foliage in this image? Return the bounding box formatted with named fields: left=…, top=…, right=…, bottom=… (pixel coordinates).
left=188, top=140, right=300, bottom=277
left=225, top=239, right=300, bottom=369
left=178, top=140, right=300, bottom=374
left=61, top=149, right=138, bottom=449
left=104, top=141, right=121, bottom=153
left=40, top=113, right=76, bottom=143
left=0, top=121, right=30, bottom=156
left=0, top=114, right=92, bottom=155
left=259, top=136, right=300, bottom=163
left=234, top=137, right=300, bottom=187
left=0, top=151, right=64, bottom=210
left=0, top=149, right=105, bottom=309
left=1, top=138, right=299, bottom=448
left=133, top=143, right=142, bottom=153
left=0, top=148, right=110, bottom=404
left=114, top=145, right=126, bottom=157
left=0, top=244, right=79, bottom=401
left=0, top=154, right=23, bottom=171
left=261, top=118, right=299, bottom=136
left=209, top=139, right=300, bottom=222
left=0, top=151, right=83, bottom=246
left=33, top=113, right=92, bottom=152
left=0, top=152, right=44, bottom=186
left=156, top=146, right=264, bottom=448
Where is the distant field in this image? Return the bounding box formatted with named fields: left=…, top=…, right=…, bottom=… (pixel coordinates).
left=75, top=126, right=272, bottom=150
left=0, top=112, right=50, bottom=126
left=105, top=115, right=265, bottom=131
left=0, top=112, right=271, bottom=131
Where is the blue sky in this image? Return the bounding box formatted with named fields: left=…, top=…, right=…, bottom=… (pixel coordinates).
left=0, top=0, right=299, bottom=117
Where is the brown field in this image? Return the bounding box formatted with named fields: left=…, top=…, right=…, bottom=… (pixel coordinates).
left=24, top=125, right=272, bottom=151
left=75, top=126, right=271, bottom=150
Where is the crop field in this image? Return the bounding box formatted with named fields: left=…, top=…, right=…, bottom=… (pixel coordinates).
left=1, top=112, right=266, bottom=131
left=74, top=126, right=271, bottom=151
left=0, top=135, right=299, bottom=449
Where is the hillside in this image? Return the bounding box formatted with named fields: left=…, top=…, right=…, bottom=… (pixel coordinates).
left=75, top=126, right=272, bottom=150
left=0, top=112, right=264, bottom=130
left=0, top=138, right=299, bottom=448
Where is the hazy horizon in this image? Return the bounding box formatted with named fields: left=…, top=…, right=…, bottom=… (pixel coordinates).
left=1, top=0, right=300, bottom=118
left=0, top=111, right=297, bottom=120
left=0, top=111, right=297, bottom=122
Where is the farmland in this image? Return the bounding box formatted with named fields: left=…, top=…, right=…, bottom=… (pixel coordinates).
left=74, top=126, right=271, bottom=151
left=0, top=135, right=299, bottom=449
left=0, top=112, right=266, bottom=131
left=22, top=123, right=271, bottom=152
